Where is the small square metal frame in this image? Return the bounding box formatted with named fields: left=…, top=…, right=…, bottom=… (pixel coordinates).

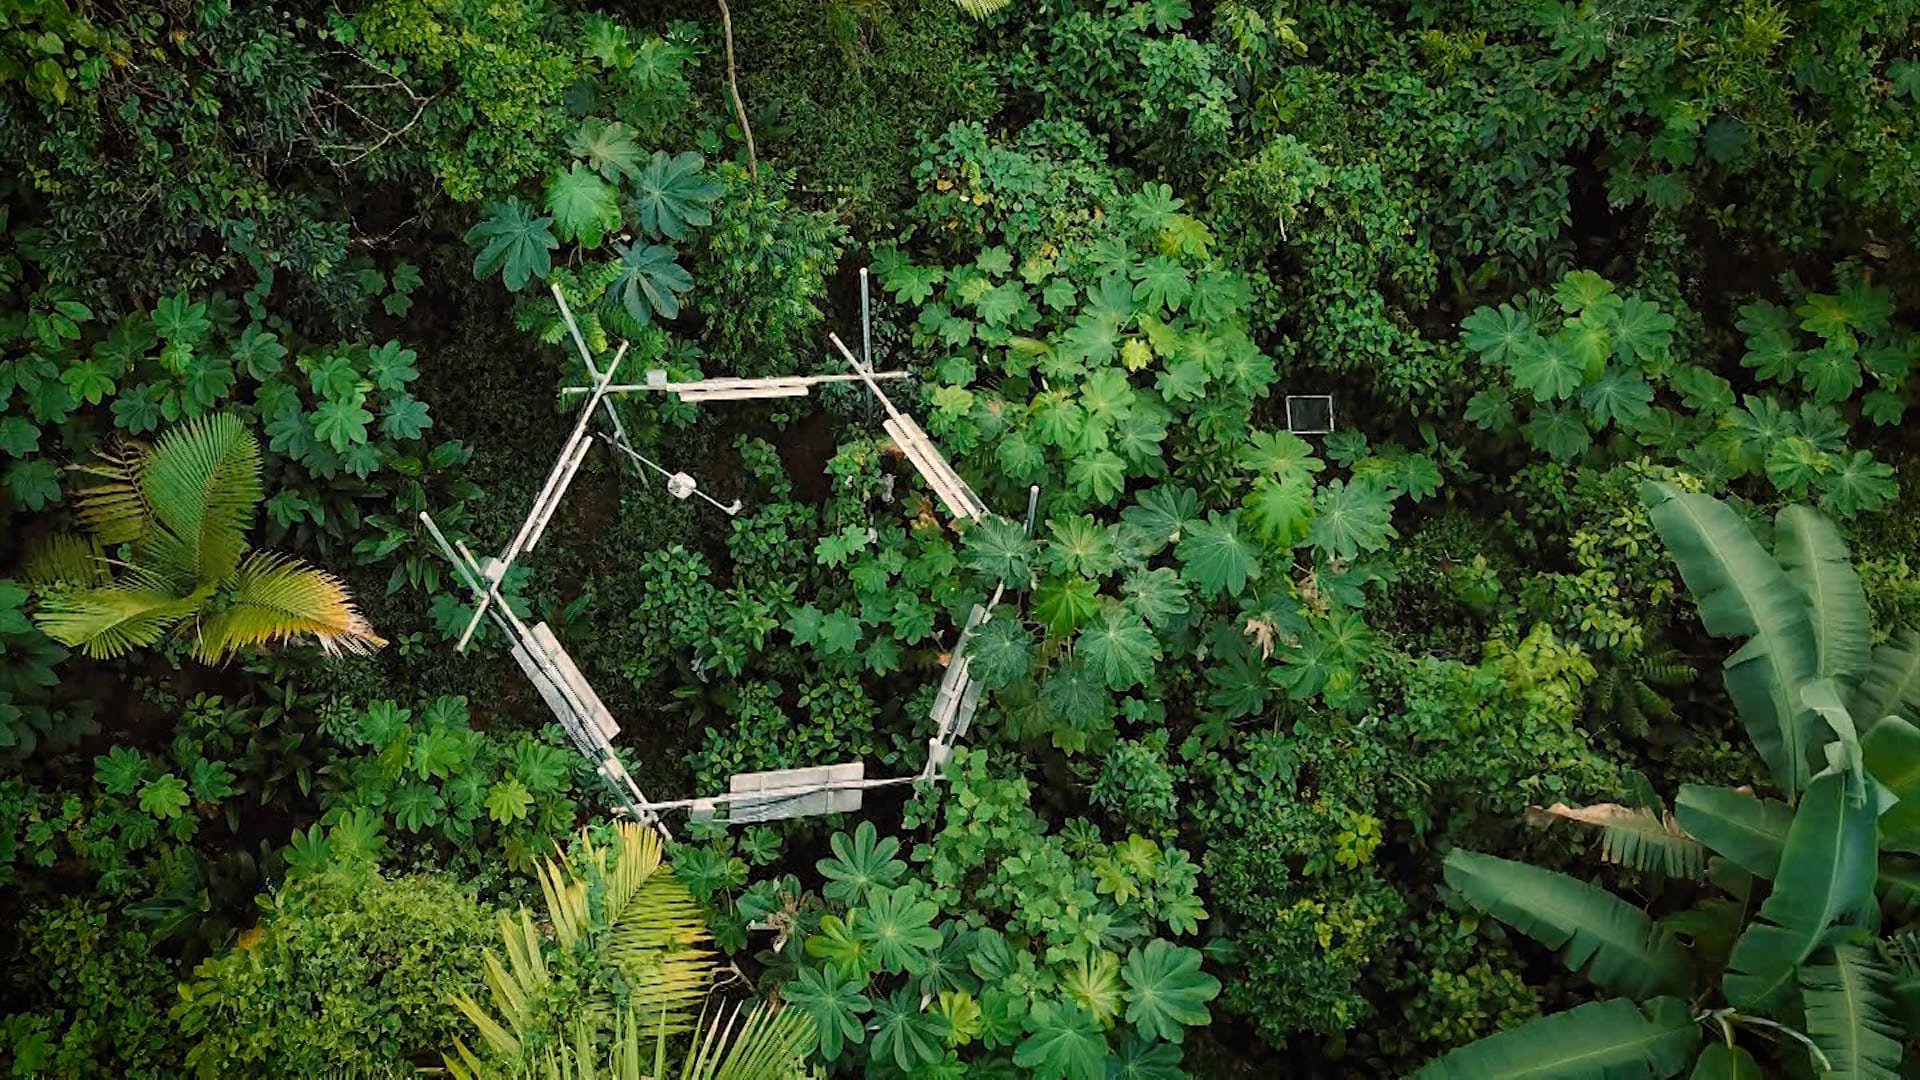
left=1285, top=394, right=1336, bottom=435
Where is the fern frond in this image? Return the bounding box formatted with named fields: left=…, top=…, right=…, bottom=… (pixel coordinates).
left=32, top=570, right=197, bottom=658
left=70, top=436, right=153, bottom=544
left=140, top=412, right=262, bottom=582
left=1530, top=802, right=1707, bottom=879
left=952, top=0, right=1011, bottom=18
left=20, top=532, right=111, bottom=589
left=192, top=551, right=384, bottom=663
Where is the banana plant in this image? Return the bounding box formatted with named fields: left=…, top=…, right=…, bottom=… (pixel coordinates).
left=25, top=412, right=383, bottom=663
left=445, top=821, right=812, bottom=1080
left=1420, top=486, right=1920, bottom=1078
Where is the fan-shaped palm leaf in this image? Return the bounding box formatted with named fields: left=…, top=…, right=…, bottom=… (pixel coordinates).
left=190, top=551, right=384, bottom=663
left=139, top=412, right=262, bottom=583
left=32, top=568, right=204, bottom=659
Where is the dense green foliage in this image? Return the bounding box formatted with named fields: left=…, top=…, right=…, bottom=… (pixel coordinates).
left=4, top=0, right=1920, bottom=1076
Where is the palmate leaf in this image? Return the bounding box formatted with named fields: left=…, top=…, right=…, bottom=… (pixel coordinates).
left=1014, top=1001, right=1108, bottom=1080
left=607, top=242, right=693, bottom=327
left=1775, top=505, right=1870, bottom=681
left=545, top=163, right=622, bottom=247
left=193, top=551, right=384, bottom=663
left=465, top=199, right=558, bottom=291
left=633, top=151, right=722, bottom=241
left=1511, top=336, right=1587, bottom=400
left=1443, top=849, right=1690, bottom=1000
left=852, top=885, right=942, bottom=975
left=1415, top=997, right=1698, bottom=1080
left=1460, top=302, right=1536, bottom=364
left=817, top=821, right=906, bottom=904
left=1306, top=479, right=1396, bottom=561
left=1643, top=482, right=1821, bottom=796
left=1062, top=951, right=1124, bottom=1023
left=782, top=964, right=869, bottom=1062
left=1035, top=576, right=1102, bottom=637
left=566, top=117, right=644, bottom=181
left=870, top=986, right=948, bottom=1072
left=1076, top=602, right=1160, bottom=691
left=1801, top=943, right=1902, bottom=1080
left=1723, top=770, right=1879, bottom=1010
left=1121, top=940, right=1220, bottom=1043
left=1175, top=512, right=1260, bottom=597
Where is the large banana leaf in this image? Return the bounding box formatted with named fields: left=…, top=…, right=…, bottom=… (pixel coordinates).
left=1862, top=716, right=1920, bottom=850
left=1673, top=785, right=1795, bottom=879
left=1444, top=849, right=1690, bottom=1000
left=1850, top=629, right=1920, bottom=731
left=1800, top=942, right=1902, bottom=1080
left=1723, top=772, right=1880, bottom=1009
left=1643, top=483, right=1821, bottom=797
left=1775, top=505, right=1870, bottom=682
left=1415, top=996, right=1699, bottom=1080
left=1687, top=1042, right=1762, bottom=1079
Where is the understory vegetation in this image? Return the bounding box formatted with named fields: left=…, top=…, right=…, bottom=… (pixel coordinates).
left=4, top=0, right=1920, bottom=1077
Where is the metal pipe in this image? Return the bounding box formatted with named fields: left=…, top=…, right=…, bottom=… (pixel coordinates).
left=559, top=371, right=908, bottom=395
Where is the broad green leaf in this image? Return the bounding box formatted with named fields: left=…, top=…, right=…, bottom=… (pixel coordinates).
left=1067, top=449, right=1127, bottom=504
left=1047, top=515, right=1121, bottom=578
left=1849, top=630, right=1920, bottom=732
left=1062, top=950, right=1124, bottom=1023
left=870, top=986, right=949, bottom=1071
left=1443, top=849, right=1689, bottom=1000
left=1800, top=943, right=1902, bottom=1080
left=634, top=150, right=722, bottom=240
left=1120, top=940, right=1220, bottom=1043
left=1862, top=716, right=1920, bottom=846
left=1555, top=270, right=1616, bottom=313
left=1123, top=485, right=1201, bottom=553
left=1723, top=771, right=1879, bottom=1009
left=484, top=778, right=533, bottom=823
left=1611, top=297, right=1676, bottom=362
left=1415, top=997, right=1697, bottom=1080
left=1175, top=512, right=1260, bottom=598
left=1643, top=482, right=1821, bottom=796
left=1686, top=1042, right=1761, bottom=1080
left=1818, top=452, right=1897, bottom=517
left=312, top=397, right=373, bottom=451
left=1775, top=504, right=1869, bottom=681
left=544, top=163, right=621, bottom=246
left=1582, top=371, right=1654, bottom=428
left=968, top=616, right=1033, bottom=688
left=1121, top=567, right=1189, bottom=629
left=1673, top=785, right=1792, bottom=879
left=464, top=199, right=558, bottom=291
left=381, top=395, right=432, bottom=440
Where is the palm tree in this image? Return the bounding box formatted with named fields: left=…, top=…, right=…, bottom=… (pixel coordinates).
left=26, top=412, right=383, bottom=663
left=445, top=821, right=813, bottom=1080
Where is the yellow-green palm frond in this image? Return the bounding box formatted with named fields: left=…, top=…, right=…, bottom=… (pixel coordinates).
left=20, top=532, right=111, bottom=589
left=32, top=568, right=198, bottom=658
left=70, top=437, right=155, bottom=545
left=678, top=1002, right=813, bottom=1080
left=191, top=551, right=384, bottom=663
left=952, top=0, right=1012, bottom=19
left=141, top=411, right=263, bottom=582
left=597, top=823, right=714, bottom=1023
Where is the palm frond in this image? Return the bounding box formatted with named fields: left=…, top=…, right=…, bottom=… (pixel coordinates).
left=32, top=570, right=198, bottom=658
left=140, top=412, right=262, bottom=582
left=952, top=0, right=1012, bottom=17
left=597, top=823, right=715, bottom=1024
left=70, top=436, right=154, bottom=544
left=20, top=532, right=111, bottom=589
left=1529, top=801, right=1707, bottom=879
left=192, top=551, right=384, bottom=663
